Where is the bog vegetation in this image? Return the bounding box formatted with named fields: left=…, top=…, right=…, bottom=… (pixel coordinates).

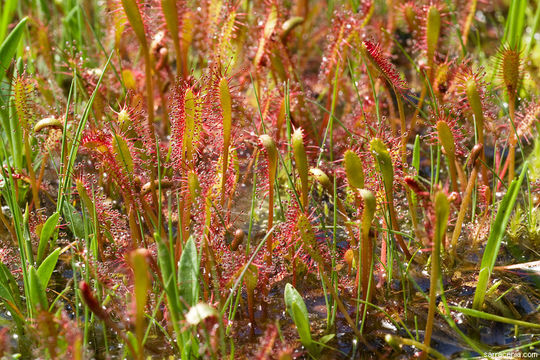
left=0, top=0, right=539, bottom=358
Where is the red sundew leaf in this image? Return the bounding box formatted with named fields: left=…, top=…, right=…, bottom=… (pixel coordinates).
left=254, top=2, right=278, bottom=68
left=362, top=39, right=408, bottom=94
left=320, top=11, right=361, bottom=79
left=515, top=98, right=540, bottom=142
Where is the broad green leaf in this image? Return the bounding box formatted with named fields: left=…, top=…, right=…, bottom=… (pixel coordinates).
left=319, top=333, right=335, bottom=344
left=0, top=0, right=18, bottom=42
left=0, top=262, right=21, bottom=309
left=126, top=330, right=139, bottom=358
left=37, top=248, right=60, bottom=290
left=155, top=233, right=181, bottom=318
left=292, top=302, right=313, bottom=349
left=0, top=282, right=24, bottom=323
left=0, top=17, right=27, bottom=81
left=179, top=236, right=199, bottom=308
left=29, top=266, right=48, bottom=310
left=0, top=279, right=16, bottom=308
left=284, top=283, right=314, bottom=352
left=62, top=201, right=85, bottom=239
left=37, top=212, right=60, bottom=263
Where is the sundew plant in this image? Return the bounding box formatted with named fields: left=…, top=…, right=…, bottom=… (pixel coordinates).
left=0, top=0, right=539, bottom=358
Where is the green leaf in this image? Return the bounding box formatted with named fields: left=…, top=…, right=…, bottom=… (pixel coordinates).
left=37, top=248, right=60, bottom=291
left=56, top=51, right=113, bottom=213
left=178, top=236, right=199, bottom=308
left=0, top=0, right=18, bottom=42
left=0, top=282, right=23, bottom=321
left=0, top=262, right=21, bottom=309
left=29, top=266, right=48, bottom=310
left=0, top=266, right=20, bottom=315
left=473, top=162, right=528, bottom=310
left=503, top=0, right=526, bottom=49
left=126, top=330, right=139, bottom=358
left=0, top=17, right=27, bottom=81
left=155, top=233, right=181, bottom=318
left=37, top=212, right=60, bottom=263
left=62, top=201, right=85, bottom=239
left=292, top=302, right=313, bottom=348
left=284, top=283, right=314, bottom=352
left=319, top=333, right=335, bottom=344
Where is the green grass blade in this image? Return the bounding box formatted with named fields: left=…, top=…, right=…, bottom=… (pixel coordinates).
left=450, top=306, right=540, bottom=329
left=56, top=50, right=113, bottom=213
left=503, top=0, right=526, bottom=49
left=473, top=162, right=528, bottom=310
left=0, top=0, right=18, bottom=42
